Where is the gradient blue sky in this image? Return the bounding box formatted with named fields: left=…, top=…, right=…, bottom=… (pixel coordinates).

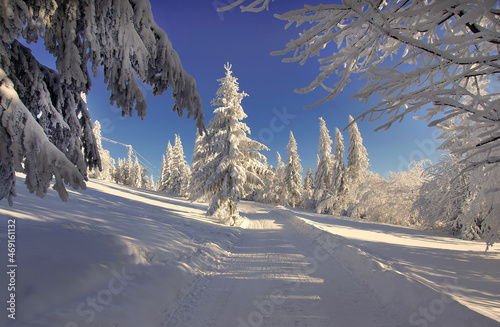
left=28, top=0, right=445, bottom=181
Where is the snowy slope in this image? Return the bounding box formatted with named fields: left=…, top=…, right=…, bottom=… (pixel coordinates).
left=0, top=176, right=241, bottom=327
left=285, top=207, right=500, bottom=326
left=0, top=176, right=498, bottom=327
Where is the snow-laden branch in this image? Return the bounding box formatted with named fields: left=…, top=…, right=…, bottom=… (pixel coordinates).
left=5, top=0, right=204, bottom=130
left=0, top=0, right=204, bottom=203
left=0, top=68, right=87, bottom=204
left=222, top=0, right=500, bottom=167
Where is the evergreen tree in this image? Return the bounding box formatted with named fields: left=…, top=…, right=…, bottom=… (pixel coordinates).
left=158, top=154, right=167, bottom=190
left=283, top=131, right=303, bottom=208
left=124, top=146, right=133, bottom=186
left=130, top=157, right=143, bottom=188
left=169, top=134, right=190, bottom=196
left=301, top=166, right=315, bottom=209
left=313, top=117, right=334, bottom=207
left=88, top=120, right=115, bottom=181
left=190, top=132, right=211, bottom=201
left=190, top=63, right=268, bottom=224
left=158, top=141, right=173, bottom=192
left=264, top=152, right=285, bottom=204
left=347, top=116, right=369, bottom=188
left=146, top=174, right=156, bottom=190
left=114, top=158, right=125, bottom=184
left=318, top=127, right=348, bottom=215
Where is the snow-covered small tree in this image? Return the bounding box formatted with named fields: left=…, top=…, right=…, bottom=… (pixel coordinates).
left=1, top=0, right=205, bottom=204
left=88, top=120, right=115, bottom=181
left=346, top=115, right=369, bottom=210
left=129, top=157, right=143, bottom=188
left=347, top=116, right=369, bottom=187
left=317, top=127, right=348, bottom=215
left=190, top=63, right=268, bottom=224
left=253, top=165, right=274, bottom=204
left=351, top=161, right=430, bottom=226
left=114, top=158, right=124, bottom=184
left=313, top=117, right=334, bottom=206
left=146, top=174, right=156, bottom=190
left=301, top=166, right=315, bottom=209
left=262, top=152, right=285, bottom=204
left=415, top=154, right=472, bottom=235
left=190, top=132, right=211, bottom=201
left=282, top=131, right=303, bottom=208
left=157, top=154, right=167, bottom=190
left=416, top=116, right=500, bottom=247
left=125, top=146, right=134, bottom=186
left=158, top=142, right=174, bottom=192
left=168, top=134, right=190, bottom=196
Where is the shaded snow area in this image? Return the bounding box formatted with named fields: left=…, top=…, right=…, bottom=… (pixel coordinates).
left=0, top=176, right=499, bottom=327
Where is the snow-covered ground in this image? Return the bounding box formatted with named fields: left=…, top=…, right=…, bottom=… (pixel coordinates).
left=0, top=176, right=498, bottom=326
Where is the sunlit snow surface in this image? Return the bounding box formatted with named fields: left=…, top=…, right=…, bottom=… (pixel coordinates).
left=0, top=175, right=498, bottom=326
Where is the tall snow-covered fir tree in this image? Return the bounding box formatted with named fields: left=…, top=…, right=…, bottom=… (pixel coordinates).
left=313, top=117, right=334, bottom=207
left=190, top=132, right=211, bottom=201
left=130, top=157, right=143, bottom=188
left=158, top=142, right=174, bottom=192
left=114, top=158, right=125, bottom=185
left=283, top=131, right=303, bottom=208
left=190, top=63, right=268, bottom=225
left=347, top=115, right=369, bottom=190
left=317, top=127, right=348, bottom=215
left=0, top=0, right=204, bottom=204
left=301, top=166, right=315, bottom=209
left=263, top=152, right=285, bottom=205
left=168, top=134, right=190, bottom=196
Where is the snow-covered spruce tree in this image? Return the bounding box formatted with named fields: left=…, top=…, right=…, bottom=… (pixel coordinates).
left=88, top=120, right=115, bottom=181
left=262, top=152, right=285, bottom=204
left=114, top=158, right=124, bottom=184
left=283, top=131, right=303, bottom=208
left=168, top=134, right=190, bottom=196
left=253, top=165, right=274, bottom=203
left=190, top=63, right=269, bottom=225
left=158, top=142, right=174, bottom=192
left=125, top=146, right=133, bottom=186
left=346, top=115, right=369, bottom=210
left=347, top=116, right=369, bottom=185
left=146, top=174, right=156, bottom=190
left=157, top=154, right=167, bottom=191
left=0, top=0, right=204, bottom=204
left=129, top=157, right=143, bottom=188
left=301, top=166, right=315, bottom=209
left=317, top=127, right=349, bottom=215
left=190, top=132, right=211, bottom=201
left=313, top=117, right=334, bottom=208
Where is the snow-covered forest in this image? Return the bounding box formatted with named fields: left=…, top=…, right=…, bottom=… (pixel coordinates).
left=1, top=0, right=499, bottom=326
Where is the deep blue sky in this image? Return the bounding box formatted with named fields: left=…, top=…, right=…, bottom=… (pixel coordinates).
left=29, top=0, right=445, bottom=181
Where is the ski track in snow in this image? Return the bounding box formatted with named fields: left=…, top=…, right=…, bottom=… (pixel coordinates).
left=167, top=202, right=402, bottom=327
